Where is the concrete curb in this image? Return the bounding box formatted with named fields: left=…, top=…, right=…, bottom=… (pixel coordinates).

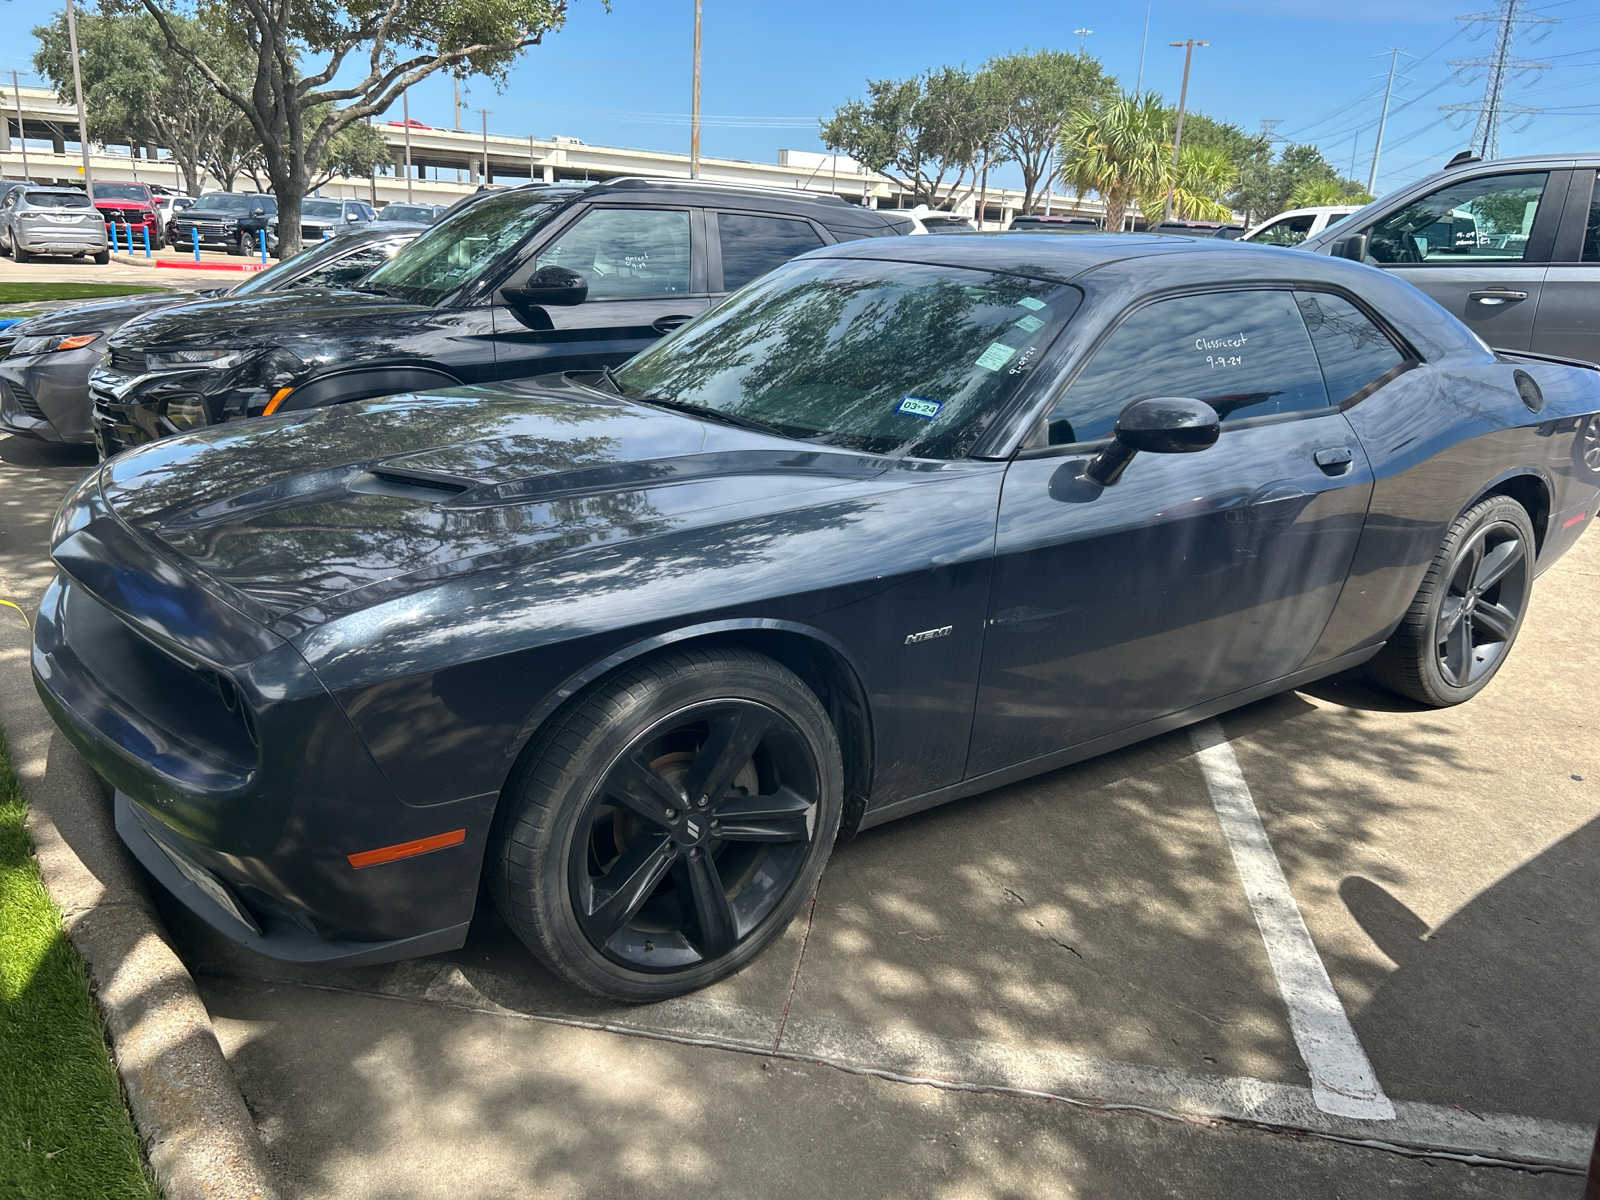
left=1, top=640, right=282, bottom=1200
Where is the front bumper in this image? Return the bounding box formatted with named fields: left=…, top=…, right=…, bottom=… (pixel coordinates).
left=0, top=348, right=100, bottom=444
left=32, top=565, right=494, bottom=963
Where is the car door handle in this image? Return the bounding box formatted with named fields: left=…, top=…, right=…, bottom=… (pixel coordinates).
left=1468, top=289, right=1529, bottom=306
left=652, top=314, right=693, bottom=333
left=1314, top=446, right=1355, bottom=475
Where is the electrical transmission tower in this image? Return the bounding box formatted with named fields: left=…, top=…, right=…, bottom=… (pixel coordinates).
left=1441, top=0, right=1555, bottom=159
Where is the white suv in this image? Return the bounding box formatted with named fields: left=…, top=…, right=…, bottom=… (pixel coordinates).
left=1241, top=205, right=1359, bottom=246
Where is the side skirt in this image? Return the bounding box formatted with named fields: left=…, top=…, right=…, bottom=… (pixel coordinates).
left=856, top=644, right=1385, bottom=832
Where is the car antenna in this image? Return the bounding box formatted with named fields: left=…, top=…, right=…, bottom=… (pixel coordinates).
left=1444, top=150, right=1481, bottom=169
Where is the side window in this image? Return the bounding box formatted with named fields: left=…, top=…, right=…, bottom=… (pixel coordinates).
left=1583, top=173, right=1600, bottom=263
left=1365, top=172, right=1548, bottom=265
left=717, top=212, right=825, bottom=291
left=1046, top=290, right=1328, bottom=446
left=1294, top=292, right=1408, bottom=405
left=535, top=207, right=691, bottom=300
left=1251, top=214, right=1315, bottom=246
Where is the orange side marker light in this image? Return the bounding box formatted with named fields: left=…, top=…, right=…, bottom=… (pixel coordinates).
left=264, top=386, right=294, bottom=415
left=347, top=829, right=466, bottom=869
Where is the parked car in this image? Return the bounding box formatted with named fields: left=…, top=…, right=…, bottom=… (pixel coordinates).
left=2, top=226, right=421, bottom=445
left=0, top=185, right=108, bottom=263
left=161, top=196, right=196, bottom=245
left=89, top=177, right=912, bottom=455
left=1300, top=151, right=1600, bottom=361
left=1147, top=217, right=1247, bottom=238
left=170, top=191, right=277, bottom=256
left=883, top=205, right=976, bottom=234
left=1241, top=205, right=1359, bottom=246
left=150, top=190, right=194, bottom=232
left=0, top=180, right=28, bottom=208
left=90, top=180, right=163, bottom=249
left=1009, top=213, right=1100, bottom=233
left=377, top=202, right=446, bottom=224
left=35, top=235, right=1600, bottom=1000
left=266, top=197, right=376, bottom=252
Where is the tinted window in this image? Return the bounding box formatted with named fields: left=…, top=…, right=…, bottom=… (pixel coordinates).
left=1294, top=292, right=1407, bottom=405
left=1248, top=214, right=1316, bottom=246
left=615, top=258, right=1079, bottom=459
left=1047, top=290, right=1328, bottom=445
left=1583, top=173, right=1600, bottom=263
left=302, top=199, right=344, bottom=219
left=1365, top=172, right=1548, bottom=264
left=25, top=190, right=92, bottom=209
left=300, top=244, right=400, bottom=289
left=717, top=212, right=825, bottom=290
left=537, top=207, right=691, bottom=299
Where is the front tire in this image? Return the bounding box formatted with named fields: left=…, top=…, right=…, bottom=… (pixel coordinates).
left=229, top=232, right=247, bottom=256
left=1370, top=494, right=1535, bottom=707
left=493, top=647, right=844, bottom=1002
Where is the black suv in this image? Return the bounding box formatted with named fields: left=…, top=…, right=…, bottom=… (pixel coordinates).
left=91, top=178, right=909, bottom=454
left=171, top=191, right=277, bottom=256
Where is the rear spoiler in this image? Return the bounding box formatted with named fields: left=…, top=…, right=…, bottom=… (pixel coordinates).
left=1494, top=347, right=1600, bottom=372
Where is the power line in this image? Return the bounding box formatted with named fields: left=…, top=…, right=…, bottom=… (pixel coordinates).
left=1441, top=0, right=1558, bottom=158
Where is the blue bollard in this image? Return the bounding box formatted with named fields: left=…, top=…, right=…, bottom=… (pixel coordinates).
left=192, top=227, right=200, bottom=261
left=259, top=228, right=267, bottom=263
left=142, top=227, right=150, bottom=258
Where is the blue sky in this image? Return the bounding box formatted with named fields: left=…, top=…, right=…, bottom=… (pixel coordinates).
left=2, top=0, right=1596, bottom=197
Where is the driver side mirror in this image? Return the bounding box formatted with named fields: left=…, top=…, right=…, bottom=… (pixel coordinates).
left=1084, top=396, right=1220, bottom=486
left=251, top=207, right=266, bottom=217
left=504, top=266, right=589, bottom=310
left=1331, top=232, right=1368, bottom=262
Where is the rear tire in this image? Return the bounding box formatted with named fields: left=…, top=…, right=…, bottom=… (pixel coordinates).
left=492, top=647, right=843, bottom=1002
left=1369, top=494, right=1536, bottom=707
left=93, top=249, right=109, bottom=265
left=11, top=239, right=28, bottom=263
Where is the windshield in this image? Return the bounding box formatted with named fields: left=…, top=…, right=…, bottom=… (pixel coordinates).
left=93, top=183, right=149, bottom=202
left=196, top=193, right=268, bottom=214
left=379, top=204, right=433, bottom=221
left=302, top=199, right=343, bottom=220
left=365, top=191, right=563, bottom=304
left=26, top=190, right=92, bottom=209
left=614, top=259, right=1080, bottom=459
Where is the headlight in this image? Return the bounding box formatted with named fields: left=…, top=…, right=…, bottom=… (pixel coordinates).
left=223, top=218, right=240, bottom=230
left=9, top=332, right=100, bottom=357
left=145, top=347, right=253, bottom=371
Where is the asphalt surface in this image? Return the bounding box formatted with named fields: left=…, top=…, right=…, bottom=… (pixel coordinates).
left=1, top=430, right=1595, bottom=1198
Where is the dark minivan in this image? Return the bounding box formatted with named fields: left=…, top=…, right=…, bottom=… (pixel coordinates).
left=90, top=177, right=910, bottom=454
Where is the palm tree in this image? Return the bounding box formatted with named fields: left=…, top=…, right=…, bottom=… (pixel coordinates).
left=1290, top=177, right=1374, bottom=208
left=1058, top=90, right=1171, bottom=232
left=1143, top=143, right=1236, bottom=223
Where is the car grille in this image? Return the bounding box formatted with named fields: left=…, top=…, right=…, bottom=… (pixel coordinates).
left=180, top=219, right=230, bottom=236
left=102, top=208, right=150, bottom=224
left=12, top=380, right=44, bottom=420
left=109, top=348, right=145, bottom=373
left=0, top=334, right=15, bottom=359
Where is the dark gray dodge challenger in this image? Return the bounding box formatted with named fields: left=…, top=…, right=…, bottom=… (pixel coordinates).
left=32, top=235, right=1600, bottom=1000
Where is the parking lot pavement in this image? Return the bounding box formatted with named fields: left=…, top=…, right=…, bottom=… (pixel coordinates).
left=1, top=433, right=1596, bottom=1196
left=0, top=249, right=271, bottom=290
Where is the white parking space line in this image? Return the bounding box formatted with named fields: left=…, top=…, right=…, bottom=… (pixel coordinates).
left=1189, top=719, right=1396, bottom=1122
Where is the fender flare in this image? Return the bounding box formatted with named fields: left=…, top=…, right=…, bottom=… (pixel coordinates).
left=274, top=365, right=465, bottom=412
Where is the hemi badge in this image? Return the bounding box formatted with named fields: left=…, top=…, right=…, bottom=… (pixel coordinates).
left=905, top=625, right=953, bottom=645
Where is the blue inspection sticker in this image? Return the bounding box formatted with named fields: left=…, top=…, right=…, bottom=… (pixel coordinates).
left=897, top=395, right=944, bottom=419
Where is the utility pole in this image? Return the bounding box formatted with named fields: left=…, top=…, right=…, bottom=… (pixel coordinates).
left=64, top=0, right=94, bottom=195
left=689, top=0, right=703, bottom=178
left=1163, top=39, right=1207, bottom=223
left=477, top=108, right=491, bottom=185
left=1442, top=0, right=1554, bottom=159
left=401, top=88, right=413, bottom=202
left=1136, top=1, right=1153, bottom=92
left=453, top=76, right=463, bottom=130
left=11, top=72, right=30, bottom=181
left=1367, top=48, right=1403, bottom=193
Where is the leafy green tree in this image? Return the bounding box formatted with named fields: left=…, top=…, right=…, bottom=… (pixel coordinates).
left=125, top=0, right=571, bottom=255
left=33, top=9, right=257, bottom=196
left=1148, top=143, right=1235, bottom=222
left=975, top=49, right=1116, bottom=214
left=1058, top=90, right=1171, bottom=232
left=1290, top=177, right=1372, bottom=208
left=821, top=68, right=988, bottom=207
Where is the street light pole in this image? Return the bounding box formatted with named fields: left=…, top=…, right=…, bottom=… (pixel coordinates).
left=1163, top=38, right=1208, bottom=223
left=1367, top=48, right=1401, bottom=195
left=402, top=88, right=413, bottom=202
left=64, top=0, right=94, bottom=195
left=11, top=71, right=30, bottom=181
left=689, top=0, right=702, bottom=178
left=478, top=108, right=491, bottom=185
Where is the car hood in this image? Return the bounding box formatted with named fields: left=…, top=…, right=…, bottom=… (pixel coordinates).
left=94, top=382, right=889, bottom=633
left=110, top=288, right=424, bottom=350
left=14, top=292, right=199, bottom=337
left=92, top=198, right=154, bottom=213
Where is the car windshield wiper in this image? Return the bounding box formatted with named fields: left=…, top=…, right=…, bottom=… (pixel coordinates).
left=628, top=390, right=786, bottom=437
left=596, top=364, right=625, bottom=395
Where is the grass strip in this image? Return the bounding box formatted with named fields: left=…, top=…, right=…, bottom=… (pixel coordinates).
left=0, top=729, right=159, bottom=1199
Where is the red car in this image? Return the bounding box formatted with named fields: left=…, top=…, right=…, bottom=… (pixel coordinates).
left=90, top=181, right=163, bottom=250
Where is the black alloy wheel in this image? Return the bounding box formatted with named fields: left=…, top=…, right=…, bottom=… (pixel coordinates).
left=1581, top=415, right=1600, bottom=474
left=1372, top=494, right=1536, bottom=706
left=494, top=648, right=843, bottom=1002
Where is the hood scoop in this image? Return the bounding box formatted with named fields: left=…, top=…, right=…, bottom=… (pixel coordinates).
left=443, top=448, right=887, bottom=510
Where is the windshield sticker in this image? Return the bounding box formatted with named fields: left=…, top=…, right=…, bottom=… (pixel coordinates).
left=1013, top=314, right=1044, bottom=333
left=975, top=342, right=1018, bottom=372
left=1018, top=296, right=1047, bottom=311
left=897, top=395, right=944, bottom=419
